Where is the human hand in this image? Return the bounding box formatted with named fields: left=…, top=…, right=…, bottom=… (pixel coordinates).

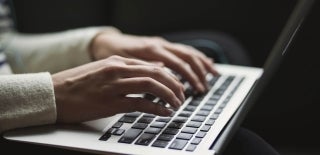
left=52, top=55, right=184, bottom=123
left=90, top=33, right=219, bottom=93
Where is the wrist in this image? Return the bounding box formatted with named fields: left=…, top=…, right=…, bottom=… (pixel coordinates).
left=51, top=73, right=66, bottom=122
left=89, top=29, right=122, bottom=61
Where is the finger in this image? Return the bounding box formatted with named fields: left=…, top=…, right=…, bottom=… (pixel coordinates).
left=116, top=77, right=182, bottom=109
left=138, top=48, right=205, bottom=92
left=116, top=65, right=185, bottom=101
left=199, top=57, right=220, bottom=76
left=160, top=52, right=206, bottom=92
left=165, top=44, right=208, bottom=89
left=121, top=97, right=173, bottom=116
left=114, top=56, right=158, bottom=66
left=186, top=46, right=220, bottom=76
left=172, top=44, right=219, bottom=76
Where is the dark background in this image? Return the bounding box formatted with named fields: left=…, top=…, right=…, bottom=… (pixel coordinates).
left=12, top=0, right=299, bottom=67
left=10, top=0, right=320, bottom=154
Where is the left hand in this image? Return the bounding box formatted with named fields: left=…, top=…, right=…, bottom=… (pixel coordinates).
left=90, top=33, right=219, bottom=93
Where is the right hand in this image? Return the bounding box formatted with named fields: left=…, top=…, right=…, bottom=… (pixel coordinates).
left=90, top=33, right=220, bottom=93
left=52, top=55, right=185, bottom=123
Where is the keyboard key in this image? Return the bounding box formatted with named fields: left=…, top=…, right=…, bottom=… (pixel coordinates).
left=184, top=87, right=194, bottom=99
left=195, top=131, right=206, bottom=138
left=157, top=134, right=174, bottom=141
left=196, top=110, right=210, bottom=116
left=150, top=122, right=167, bottom=128
left=214, top=89, right=224, bottom=96
left=132, top=123, right=148, bottom=129
left=201, top=105, right=214, bottom=111
left=206, top=99, right=218, bottom=105
left=173, top=117, right=188, bottom=123
left=210, top=114, right=219, bottom=120
left=209, top=76, right=219, bottom=86
left=181, top=127, right=198, bottom=134
left=152, top=140, right=169, bottom=148
left=193, top=93, right=206, bottom=100
left=186, top=121, right=202, bottom=128
left=178, top=111, right=192, bottom=117
left=191, top=138, right=202, bottom=145
left=163, top=128, right=179, bottom=135
left=156, top=117, right=171, bottom=123
left=119, top=116, right=137, bottom=123
left=184, top=105, right=197, bottom=112
left=112, top=122, right=123, bottom=128
left=210, top=94, right=221, bottom=101
left=214, top=108, right=223, bottom=114
left=186, top=144, right=197, bottom=152
left=168, top=122, right=184, bottom=129
left=138, top=117, right=154, bottom=124
left=118, top=128, right=142, bottom=144
left=205, top=119, right=215, bottom=125
left=188, top=100, right=201, bottom=106
left=135, top=133, right=156, bottom=146
left=99, top=133, right=111, bottom=141
left=200, top=125, right=211, bottom=132
left=176, top=133, right=193, bottom=140
left=106, top=128, right=117, bottom=134
left=191, top=116, right=206, bottom=122
left=113, top=129, right=125, bottom=136
left=219, top=102, right=227, bottom=108
left=145, top=127, right=162, bottom=134
left=169, top=139, right=188, bottom=150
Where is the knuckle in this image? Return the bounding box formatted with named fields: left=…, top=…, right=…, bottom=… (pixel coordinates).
left=186, top=45, right=197, bottom=50
left=140, top=77, right=155, bottom=87
left=186, top=54, right=197, bottom=63
left=152, top=36, right=165, bottom=42
left=143, top=41, right=159, bottom=52
left=181, top=61, right=190, bottom=70
left=151, top=66, right=164, bottom=77
left=108, top=55, right=122, bottom=60
left=167, top=91, right=177, bottom=103
left=103, top=64, right=123, bottom=77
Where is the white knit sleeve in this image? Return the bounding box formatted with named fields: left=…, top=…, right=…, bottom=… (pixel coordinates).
left=0, top=72, right=55, bottom=133
left=4, top=26, right=120, bottom=74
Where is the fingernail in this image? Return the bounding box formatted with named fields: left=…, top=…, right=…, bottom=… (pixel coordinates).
left=167, top=108, right=174, bottom=116
left=175, top=99, right=182, bottom=108
left=160, top=108, right=172, bottom=116
left=204, top=82, right=209, bottom=91
left=197, top=83, right=206, bottom=93
left=180, top=91, right=185, bottom=102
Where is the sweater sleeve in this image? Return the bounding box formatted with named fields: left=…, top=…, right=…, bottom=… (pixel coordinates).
left=0, top=72, right=55, bottom=133
left=4, top=26, right=120, bottom=74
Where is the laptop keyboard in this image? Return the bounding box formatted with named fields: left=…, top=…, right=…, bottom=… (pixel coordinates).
left=99, top=75, right=244, bottom=152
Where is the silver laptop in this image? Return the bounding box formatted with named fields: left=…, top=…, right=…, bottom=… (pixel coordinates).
left=3, top=0, right=314, bottom=154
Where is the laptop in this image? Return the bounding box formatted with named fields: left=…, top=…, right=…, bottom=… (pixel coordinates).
left=3, top=0, right=314, bottom=154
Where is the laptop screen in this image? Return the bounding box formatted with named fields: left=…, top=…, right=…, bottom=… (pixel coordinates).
left=213, top=0, right=315, bottom=153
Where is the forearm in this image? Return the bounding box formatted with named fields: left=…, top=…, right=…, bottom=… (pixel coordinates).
left=0, top=73, right=55, bottom=133
left=4, top=26, right=120, bottom=74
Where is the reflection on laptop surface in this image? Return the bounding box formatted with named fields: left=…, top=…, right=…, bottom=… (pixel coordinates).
left=3, top=0, right=314, bottom=155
